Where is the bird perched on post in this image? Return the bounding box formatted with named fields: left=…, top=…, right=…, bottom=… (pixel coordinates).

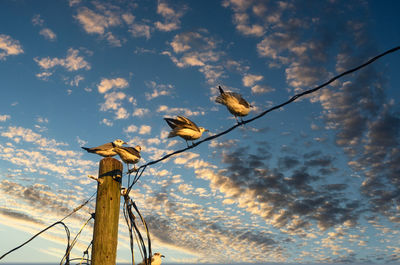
left=113, top=144, right=141, bottom=172
left=138, top=253, right=165, bottom=265
left=164, top=116, right=208, bottom=147
left=215, top=85, right=251, bottom=123
left=81, top=139, right=127, bottom=157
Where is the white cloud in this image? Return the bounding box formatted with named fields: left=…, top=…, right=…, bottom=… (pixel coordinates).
left=122, top=13, right=134, bottom=25
left=285, top=61, right=328, bottom=89
left=174, top=152, right=200, bottom=164
left=101, top=118, right=113, bottom=127
left=75, top=7, right=121, bottom=35
left=132, top=108, right=150, bottom=117
left=139, top=125, right=151, bottom=135
left=155, top=1, right=186, bottom=32
left=164, top=31, right=225, bottom=85
left=115, top=107, right=129, bottom=120
left=145, top=81, right=173, bottom=100
left=1, top=126, right=66, bottom=147
left=69, top=75, right=84, bottom=87
left=242, top=74, right=263, bottom=87
left=222, top=0, right=252, bottom=11
left=32, top=14, right=44, bottom=26
left=0, top=114, right=11, bottom=122
left=236, top=23, right=264, bottom=37
left=155, top=21, right=179, bottom=32
left=36, top=117, right=49, bottom=124
left=40, top=28, right=57, bottom=41
left=69, top=0, right=81, bottom=7
left=105, top=32, right=122, bottom=47
left=34, top=48, right=91, bottom=72
left=157, top=105, right=205, bottom=117
left=0, top=34, right=24, bottom=60
left=36, top=71, right=53, bottom=80
left=232, top=12, right=264, bottom=37
left=251, top=84, right=274, bottom=94
left=124, top=125, right=138, bottom=133
left=97, top=77, right=128, bottom=93
left=129, top=23, right=151, bottom=39
left=100, top=91, right=126, bottom=111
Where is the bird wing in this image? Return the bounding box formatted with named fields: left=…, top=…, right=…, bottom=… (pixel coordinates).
left=86, top=142, right=113, bottom=151
left=164, top=117, right=179, bottom=129
left=218, top=86, right=225, bottom=94
left=230, top=92, right=251, bottom=107
left=120, top=146, right=141, bottom=158
left=176, top=116, right=200, bottom=131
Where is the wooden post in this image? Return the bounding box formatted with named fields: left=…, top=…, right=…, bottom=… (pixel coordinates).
left=91, top=157, right=123, bottom=265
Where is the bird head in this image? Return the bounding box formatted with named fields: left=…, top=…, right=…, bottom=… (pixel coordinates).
left=199, top=127, right=208, bottom=134
left=135, top=145, right=142, bottom=152
left=154, top=252, right=165, bottom=258
left=113, top=139, right=127, bottom=147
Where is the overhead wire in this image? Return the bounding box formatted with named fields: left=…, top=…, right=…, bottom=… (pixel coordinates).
left=119, top=45, right=400, bottom=265
left=0, top=191, right=97, bottom=262
left=78, top=240, right=92, bottom=265
left=60, top=215, right=94, bottom=265
left=1, top=46, right=398, bottom=264
left=0, top=221, right=70, bottom=261
left=125, top=45, right=400, bottom=188
left=123, top=193, right=153, bottom=265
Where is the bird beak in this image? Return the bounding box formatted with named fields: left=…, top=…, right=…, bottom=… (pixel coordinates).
left=123, top=141, right=128, bottom=145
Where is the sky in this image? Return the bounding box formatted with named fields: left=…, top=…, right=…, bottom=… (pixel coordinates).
left=0, top=0, right=400, bottom=264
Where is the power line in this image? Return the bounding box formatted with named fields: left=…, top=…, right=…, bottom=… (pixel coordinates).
left=126, top=45, right=400, bottom=188
left=0, top=191, right=97, bottom=261
left=60, top=215, right=94, bottom=265
left=119, top=46, right=400, bottom=265
left=0, top=221, right=70, bottom=261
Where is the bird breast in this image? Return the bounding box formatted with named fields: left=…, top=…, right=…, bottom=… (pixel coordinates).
left=175, top=128, right=202, bottom=140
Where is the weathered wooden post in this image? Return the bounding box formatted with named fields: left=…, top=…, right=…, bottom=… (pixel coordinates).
left=91, top=157, right=123, bottom=265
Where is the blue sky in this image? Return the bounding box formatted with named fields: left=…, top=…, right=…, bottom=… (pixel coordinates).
left=0, top=0, right=400, bottom=264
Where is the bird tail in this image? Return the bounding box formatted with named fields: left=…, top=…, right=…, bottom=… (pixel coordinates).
left=81, top=147, right=93, bottom=153
left=218, top=86, right=224, bottom=94
left=215, top=86, right=226, bottom=104
left=164, top=117, right=177, bottom=129
left=215, top=95, right=225, bottom=104
left=167, top=131, right=177, bottom=138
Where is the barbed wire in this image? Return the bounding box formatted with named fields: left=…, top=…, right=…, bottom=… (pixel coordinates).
left=126, top=45, right=400, bottom=191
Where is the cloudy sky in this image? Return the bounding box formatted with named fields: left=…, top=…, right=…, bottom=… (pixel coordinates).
left=1, top=0, right=400, bottom=264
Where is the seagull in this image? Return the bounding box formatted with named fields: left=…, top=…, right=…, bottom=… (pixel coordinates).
left=113, top=144, right=141, bottom=172
left=81, top=139, right=127, bottom=157
left=164, top=116, right=208, bottom=147
left=138, top=253, right=165, bottom=265
left=215, top=86, right=251, bottom=123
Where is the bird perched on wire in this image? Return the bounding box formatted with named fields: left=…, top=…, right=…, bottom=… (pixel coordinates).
left=164, top=116, right=208, bottom=147
left=113, top=144, right=141, bottom=172
left=138, top=253, right=165, bottom=265
left=81, top=139, right=127, bottom=157
left=215, top=85, right=251, bottom=123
